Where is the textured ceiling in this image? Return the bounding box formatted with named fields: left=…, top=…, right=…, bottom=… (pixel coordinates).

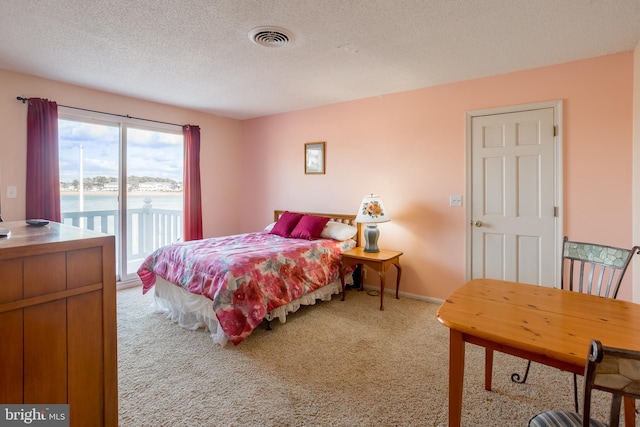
left=1, top=1, right=640, bottom=120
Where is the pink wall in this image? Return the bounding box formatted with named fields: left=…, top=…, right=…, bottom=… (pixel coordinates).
left=0, top=52, right=634, bottom=301
left=633, top=42, right=640, bottom=302
left=241, top=52, right=635, bottom=301
left=0, top=69, right=244, bottom=238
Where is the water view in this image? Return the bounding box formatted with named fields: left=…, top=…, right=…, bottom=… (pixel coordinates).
left=61, top=193, right=183, bottom=212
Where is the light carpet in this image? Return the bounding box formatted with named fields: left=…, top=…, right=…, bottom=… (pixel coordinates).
left=117, top=286, right=626, bottom=426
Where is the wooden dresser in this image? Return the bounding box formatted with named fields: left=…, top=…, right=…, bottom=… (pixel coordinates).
left=0, top=221, right=117, bottom=426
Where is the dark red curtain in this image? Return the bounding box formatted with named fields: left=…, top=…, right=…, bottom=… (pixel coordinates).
left=26, top=98, right=61, bottom=222
left=183, top=125, right=203, bottom=241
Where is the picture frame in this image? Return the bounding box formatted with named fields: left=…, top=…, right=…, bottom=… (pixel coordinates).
left=304, top=141, right=326, bottom=174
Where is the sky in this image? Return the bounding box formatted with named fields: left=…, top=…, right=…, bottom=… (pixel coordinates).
left=58, top=119, right=183, bottom=183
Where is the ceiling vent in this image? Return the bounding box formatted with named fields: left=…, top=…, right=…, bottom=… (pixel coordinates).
left=249, top=26, right=293, bottom=47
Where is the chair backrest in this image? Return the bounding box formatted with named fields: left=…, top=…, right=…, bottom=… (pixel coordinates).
left=582, top=339, right=640, bottom=427
left=561, top=236, right=640, bottom=298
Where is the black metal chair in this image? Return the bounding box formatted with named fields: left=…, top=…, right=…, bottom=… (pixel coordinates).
left=528, top=339, right=640, bottom=427
left=513, top=236, right=640, bottom=412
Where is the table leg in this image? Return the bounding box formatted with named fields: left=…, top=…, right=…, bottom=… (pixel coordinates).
left=340, top=262, right=346, bottom=301
left=623, top=396, right=635, bottom=427
left=484, top=348, right=493, bottom=391
left=379, top=264, right=386, bottom=311
left=394, top=261, right=402, bottom=299
left=449, top=329, right=465, bottom=427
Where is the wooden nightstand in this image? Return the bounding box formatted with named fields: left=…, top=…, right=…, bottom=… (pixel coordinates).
left=340, top=247, right=403, bottom=310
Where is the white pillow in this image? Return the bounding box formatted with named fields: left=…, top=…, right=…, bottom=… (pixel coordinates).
left=264, top=222, right=276, bottom=232
left=320, top=221, right=358, bottom=241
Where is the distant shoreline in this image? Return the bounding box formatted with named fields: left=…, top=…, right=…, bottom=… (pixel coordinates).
left=61, top=191, right=181, bottom=197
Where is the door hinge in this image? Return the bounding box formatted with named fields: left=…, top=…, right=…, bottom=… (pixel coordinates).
left=553, top=206, right=558, bottom=217
left=553, top=125, right=558, bottom=137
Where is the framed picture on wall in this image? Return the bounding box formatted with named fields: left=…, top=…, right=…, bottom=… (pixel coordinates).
left=304, top=141, right=326, bottom=174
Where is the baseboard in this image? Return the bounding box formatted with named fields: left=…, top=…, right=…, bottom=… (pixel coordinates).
left=360, top=284, right=444, bottom=305
left=117, top=279, right=142, bottom=290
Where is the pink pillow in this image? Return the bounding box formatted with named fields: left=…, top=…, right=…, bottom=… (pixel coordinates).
left=270, top=211, right=304, bottom=237
left=290, top=214, right=330, bottom=240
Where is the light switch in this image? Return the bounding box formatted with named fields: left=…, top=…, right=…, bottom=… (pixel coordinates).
left=7, top=186, right=17, bottom=198
left=450, top=195, right=462, bottom=207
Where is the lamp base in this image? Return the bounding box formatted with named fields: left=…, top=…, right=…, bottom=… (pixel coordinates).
left=363, top=224, right=380, bottom=253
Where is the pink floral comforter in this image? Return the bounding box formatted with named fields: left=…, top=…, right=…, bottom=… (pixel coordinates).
left=138, top=231, right=356, bottom=345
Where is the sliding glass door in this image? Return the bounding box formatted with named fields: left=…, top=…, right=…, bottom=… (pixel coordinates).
left=58, top=111, right=184, bottom=283
left=124, top=127, right=183, bottom=277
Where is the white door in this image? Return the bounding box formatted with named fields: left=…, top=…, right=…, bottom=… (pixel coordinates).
left=469, top=104, right=561, bottom=286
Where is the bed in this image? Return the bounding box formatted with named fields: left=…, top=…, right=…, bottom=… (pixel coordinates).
left=137, top=210, right=361, bottom=346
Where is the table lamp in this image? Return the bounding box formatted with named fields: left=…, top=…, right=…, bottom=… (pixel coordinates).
left=355, top=194, right=390, bottom=253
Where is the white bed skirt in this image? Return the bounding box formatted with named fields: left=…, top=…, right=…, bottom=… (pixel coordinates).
left=151, top=275, right=352, bottom=346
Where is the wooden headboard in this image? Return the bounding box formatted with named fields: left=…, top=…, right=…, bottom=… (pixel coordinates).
left=274, top=210, right=361, bottom=247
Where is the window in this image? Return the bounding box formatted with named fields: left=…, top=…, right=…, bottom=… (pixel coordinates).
left=58, top=111, right=183, bottom=283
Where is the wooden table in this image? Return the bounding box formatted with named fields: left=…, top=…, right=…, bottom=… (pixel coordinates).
left=340, top=247, right=402, bottom=310
left=436, top=278, right=640, bottom=427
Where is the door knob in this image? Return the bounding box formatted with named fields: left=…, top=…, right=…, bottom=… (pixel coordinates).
left=474, top=220, right=483, bottom=227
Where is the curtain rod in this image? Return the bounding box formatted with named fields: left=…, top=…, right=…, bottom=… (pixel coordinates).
left=16, top=96, right=186, bottom=128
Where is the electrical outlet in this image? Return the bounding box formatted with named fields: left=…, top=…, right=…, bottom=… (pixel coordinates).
left=450, top=195, right=462, bottom=207
left=7, top=186, right=17, bottom=199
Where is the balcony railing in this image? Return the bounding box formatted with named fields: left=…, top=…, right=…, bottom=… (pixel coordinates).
left=61, top=199, right=182, bottom=275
